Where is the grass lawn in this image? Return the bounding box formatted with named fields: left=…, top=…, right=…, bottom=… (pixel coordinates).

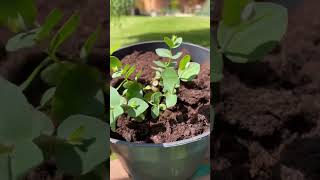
left=110, top=16, right=210, bottom=50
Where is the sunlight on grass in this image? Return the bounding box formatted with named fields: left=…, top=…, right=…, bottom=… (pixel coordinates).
left=111, top=16, right=210, bottom=48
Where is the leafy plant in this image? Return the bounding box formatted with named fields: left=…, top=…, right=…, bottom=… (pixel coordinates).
left=212, top=1, right=288, bottom=82
left=1, top=8, right=108, bottom=180
left=110, top=35, right=200, bottom=132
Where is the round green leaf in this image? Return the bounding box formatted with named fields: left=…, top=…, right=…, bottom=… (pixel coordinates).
left=110, top=56, right=122, bottom=72
left=179, top=62, right=200, bottom=82
left=179, top=55, right=191, bottom=71
left=127, top=98, right=148, bottom=118
left=162, top=68, right=179, bottom=93
left=218, top=2, right=288, bottom=63
left=0, top=76, right=33, bottom=142
left=164, top=37, right=174, bottom=48
left=11, top=140, right=43, bottom=179
left=151, top=105, right=160, bottom=119
left=52, top=65, right=105, bottom=123
left=165, top=93, right=177, bottom=108
left=56, top=115, right=109, bottom=175
left=155, top=48, right=172, bottom=58
left=6, top=28, right=39, bottom=52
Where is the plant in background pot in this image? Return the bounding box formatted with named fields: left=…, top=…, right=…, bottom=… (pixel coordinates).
left=211, top=0, right=288, bottom=98
left=0, top=7, right=109, bottom=180
left=109, top=36, right=210, bottom=180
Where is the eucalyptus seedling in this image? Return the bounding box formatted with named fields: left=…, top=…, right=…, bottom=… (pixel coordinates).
left=110, top=35, right=201, bottom=132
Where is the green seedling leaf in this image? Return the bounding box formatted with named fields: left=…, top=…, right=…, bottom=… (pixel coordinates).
left=164, top=36, right=174, bottom=48
left=125, top=65, right=136, bottom=79
left=110, top=56, right=122, bottom=72
left=36, top=8, right=63, bottom=41
left=0, top=76, right=32, bottom=142
left=179, top=55, right=191, bottom=71
left=49, top=12, right=80, bottom=55
left=80, top=25, right=101, bottom=61
left=144, top=92, right=153, bottom=102
left=121, top=64, right=130, bottom=75
left=156, top=48, right=172, bottom=58
left=179, top=62, right=200, bottom=82
left=52, top=65, right=105, bottom=123
left=162, top=68, right=180, bottom=93
left=222, top=0, right=251, bottom=26
left=6, top=28, right=40, bottom=51
left=151, top=105, right=160, bottom=119
left=0, top=141, right=43, bottom=179
left=5, top=140, right=43, bottom=180
left=0, top=76, right=52, bottom=142
left=159, top=104, right=167, bottom=110
left=173, top=37, right=183, bottom=48
left=56, top=115, right=109, bottom=175
left=153, top=60, right=166, bottom=68
left=135, top=70, right=142, bottom=80
left=41, top=61, right=75, bottom=86
left=211, top=46, right=224, bottom=82
left=110, top=87, right=124, bottom=131
left=172, top=52, right=182, bottom=59
left=40, top=87, right=56, bottom=107
left=151, top=92, right=162, bottom=105
left=68, top=125, right=86, bottom=145
left=127, top=98, right=148, bottom=118
left=218, top=2, right=288, bottom=63
left=126, top=81, right=143, bottom=100
left=165, top=93, right=177, bottom=108
left=0, top=0, right=37, bottom=32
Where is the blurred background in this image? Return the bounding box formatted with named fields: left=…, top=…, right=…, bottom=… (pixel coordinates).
left=110, top=0, right=210, bottom=50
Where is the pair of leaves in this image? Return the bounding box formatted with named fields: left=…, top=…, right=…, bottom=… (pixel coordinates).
left=0, top=76, right=54, bottom=179
left=127, top=98, right=148, bottom=118
left=55, top=115, right=109, bottom=176
left=156, top=48, right=182, bottom=60
left=162, top=68, right=180, bottom=94
left=110, top=56, right=139, bottom=79
left=145, top=92, right=165, bottom=119
left=218, top=2, right=288, bottom=63
left=163, top=35, right=183, bottom=49
left=110, top=87, right=125, bottom=132
left=6, top=9, right=63, bottom=52
left=178, top=55, right=200, bottom=82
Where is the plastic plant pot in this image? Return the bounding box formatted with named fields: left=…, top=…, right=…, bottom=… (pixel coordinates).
left=110, top=41, right=210, bottom=180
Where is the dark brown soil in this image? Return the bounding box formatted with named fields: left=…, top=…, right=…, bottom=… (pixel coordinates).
left=111, top=50, right=210, bottom=143
left=212, top=0, right=320, bottom=179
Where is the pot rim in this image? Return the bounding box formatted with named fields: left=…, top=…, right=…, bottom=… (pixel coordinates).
left=112, top=40, right=210, bottom=54
left=110, top=41, right=210, bottom=148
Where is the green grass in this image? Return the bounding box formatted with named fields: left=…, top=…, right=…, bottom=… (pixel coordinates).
left=111, top=16, right=210, bottom=49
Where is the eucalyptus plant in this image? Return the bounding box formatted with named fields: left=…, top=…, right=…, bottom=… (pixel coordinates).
left=110, top=35, right=200, bottom=131
left=211, top=0, right=288, bottom=82
left=0, top=8, right=108, bottom=180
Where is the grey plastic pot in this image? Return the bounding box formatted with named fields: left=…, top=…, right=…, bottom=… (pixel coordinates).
left=111, top=41, right=210, bottom=180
